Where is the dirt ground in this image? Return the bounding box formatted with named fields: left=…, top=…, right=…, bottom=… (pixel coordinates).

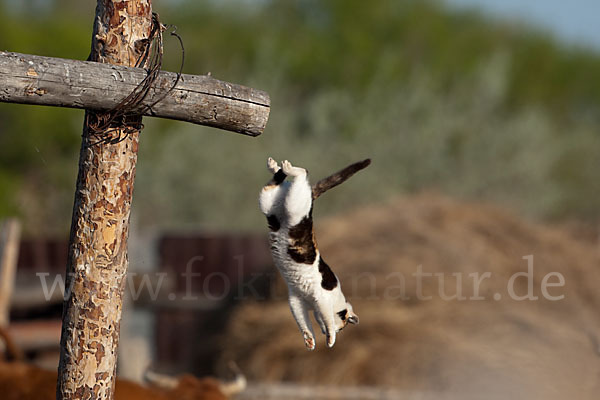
left=218, top=194, right=600, bottom=399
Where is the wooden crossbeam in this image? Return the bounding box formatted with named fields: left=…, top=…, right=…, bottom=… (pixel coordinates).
left=0, top=51, right=270, bottom=136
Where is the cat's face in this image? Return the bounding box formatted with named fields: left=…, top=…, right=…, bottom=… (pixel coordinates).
left=335, top=302, right=359, bottom=332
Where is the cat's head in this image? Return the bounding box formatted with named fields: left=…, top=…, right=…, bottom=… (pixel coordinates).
left=335, top=302, right=359, bottom=332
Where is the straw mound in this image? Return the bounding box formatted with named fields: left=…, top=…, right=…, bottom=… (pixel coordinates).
left=219, top=194, right=600, bottom=399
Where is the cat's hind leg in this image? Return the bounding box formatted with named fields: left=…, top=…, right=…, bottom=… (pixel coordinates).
left=288, top=291, right=316, bottom=350
left=314, top=311, right=327, bottom=335
left=259, top=157, right=287, bottom=216
left=314, top=298, right=337, bottom=348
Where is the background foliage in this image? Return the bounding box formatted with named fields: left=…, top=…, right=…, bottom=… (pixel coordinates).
left=1, top=0, right=599, bottom=235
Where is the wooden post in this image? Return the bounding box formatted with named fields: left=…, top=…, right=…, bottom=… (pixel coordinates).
left=56, top=1, right=152, bottom=399
left=0, top=218, right=21, bottom=328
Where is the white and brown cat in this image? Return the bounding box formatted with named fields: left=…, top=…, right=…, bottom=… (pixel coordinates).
left=259, top=157, right=370, bottom=350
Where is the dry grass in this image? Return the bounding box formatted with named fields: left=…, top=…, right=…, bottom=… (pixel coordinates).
left=219, top=194, right=600, bottom=399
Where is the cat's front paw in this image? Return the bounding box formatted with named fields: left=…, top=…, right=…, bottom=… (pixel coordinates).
left=303, top=331, right=316, bottom=351
left=282, top=160, right=306, bottom=177
left=267, top=157, right=280, bottom=174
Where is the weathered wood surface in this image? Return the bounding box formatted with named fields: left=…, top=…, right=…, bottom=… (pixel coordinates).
left=56, top=1, right=152, bottom=399
left=0, top=219, right=21, bottom=327
left=0, top=51, right=270, bottom=136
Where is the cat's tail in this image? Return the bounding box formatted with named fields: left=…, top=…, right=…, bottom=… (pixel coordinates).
left=0, top=325, right=25, bottom=362
left=312, top=158, right=371, bottom=199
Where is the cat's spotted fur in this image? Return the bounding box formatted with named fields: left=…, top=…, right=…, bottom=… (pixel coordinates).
left=259, top=158, right=370, bottom=350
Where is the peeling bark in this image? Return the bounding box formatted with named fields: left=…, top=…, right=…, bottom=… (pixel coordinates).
left=56, top=2, right=152, bottom=400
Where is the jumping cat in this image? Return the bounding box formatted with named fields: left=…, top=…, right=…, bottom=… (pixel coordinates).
left=259, top=157, right=371, bottom=350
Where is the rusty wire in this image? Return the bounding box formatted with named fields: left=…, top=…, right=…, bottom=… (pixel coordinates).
left=86, top=12, right=185, bottom=147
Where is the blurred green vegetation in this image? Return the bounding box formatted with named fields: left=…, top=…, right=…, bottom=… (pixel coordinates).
left=0, top=0, right=599, bottom=235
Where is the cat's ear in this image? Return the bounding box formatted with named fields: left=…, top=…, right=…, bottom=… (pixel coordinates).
left=348, top=310, right=359, bottom=325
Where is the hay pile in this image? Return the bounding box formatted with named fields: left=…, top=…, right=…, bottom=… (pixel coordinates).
left=219, top=194, right=600, bottom=399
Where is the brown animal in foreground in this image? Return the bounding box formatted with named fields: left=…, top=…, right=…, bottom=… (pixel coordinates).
left=0, top=327, right=244, bottom=400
